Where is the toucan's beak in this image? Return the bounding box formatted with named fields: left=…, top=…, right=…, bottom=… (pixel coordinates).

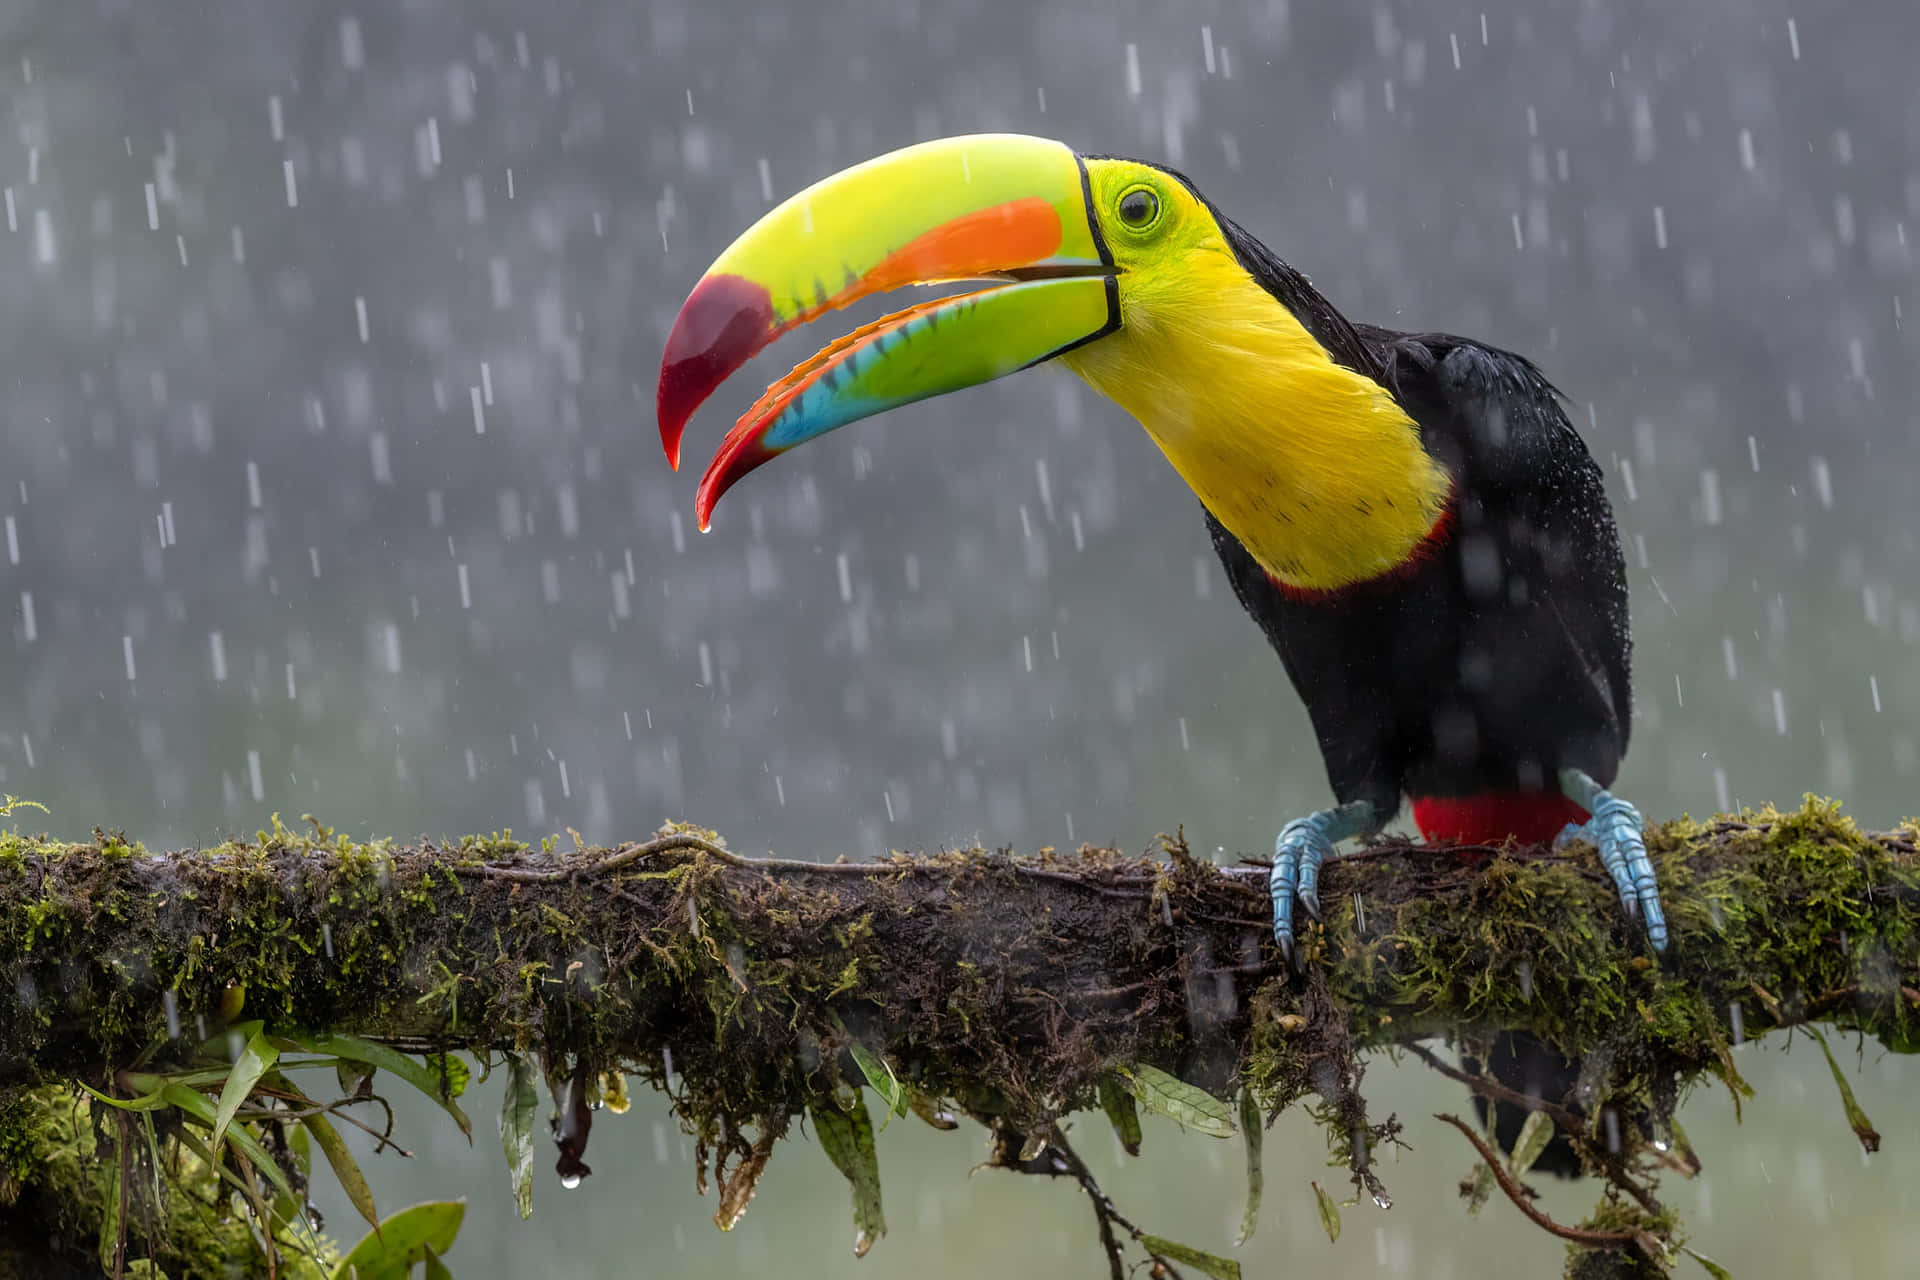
left=657, top=133, right=1116, bottom=529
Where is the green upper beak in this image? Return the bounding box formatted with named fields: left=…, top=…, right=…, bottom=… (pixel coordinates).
left=656, top=133, right=1117, bottom=529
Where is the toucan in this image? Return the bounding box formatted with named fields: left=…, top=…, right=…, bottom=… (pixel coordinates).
left=655, top=135, right=1670, bottom=1164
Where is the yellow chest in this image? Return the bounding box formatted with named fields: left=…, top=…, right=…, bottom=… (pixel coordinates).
left=1062, top=256, right=1452, bottom=592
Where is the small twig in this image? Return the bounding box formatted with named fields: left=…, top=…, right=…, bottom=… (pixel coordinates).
left=1404, top=1043, right=1664, bottom=1215
left=1436, top=1113, right=1663, bottom=1262
left=1043, top=1125, right=1186, bottom=1280
left=452, top=834, right=1167, bottom=897
left=1403, top=1042, right=1582, bottom=1131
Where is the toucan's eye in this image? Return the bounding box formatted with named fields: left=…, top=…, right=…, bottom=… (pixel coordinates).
left=1117, top=187, right=1160, bottom=229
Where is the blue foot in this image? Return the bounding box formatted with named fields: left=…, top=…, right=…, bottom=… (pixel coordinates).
left=1556, top=769, right=1669, bottom=951
left=1271, top=800, right=1379, bottom=968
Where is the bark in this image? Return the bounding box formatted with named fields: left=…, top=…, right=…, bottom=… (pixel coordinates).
left=1, top=801, right=1915, bottom=1277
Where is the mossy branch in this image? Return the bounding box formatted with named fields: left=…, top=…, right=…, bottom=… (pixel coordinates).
left=1, top=801, right=1916, bottom=1278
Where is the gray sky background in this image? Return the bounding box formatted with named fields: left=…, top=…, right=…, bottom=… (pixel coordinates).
left=2, top=1, right=1915, bottom=1275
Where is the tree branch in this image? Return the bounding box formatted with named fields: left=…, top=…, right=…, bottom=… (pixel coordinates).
left=1, top=801, right=1915, bottom=1277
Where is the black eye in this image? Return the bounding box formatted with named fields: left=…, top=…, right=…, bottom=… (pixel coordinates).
left=1117, top=187, right=1159, bottom=228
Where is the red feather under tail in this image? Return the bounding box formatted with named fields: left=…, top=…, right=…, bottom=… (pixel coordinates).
left=1410, top=791, right=1591, bottom=846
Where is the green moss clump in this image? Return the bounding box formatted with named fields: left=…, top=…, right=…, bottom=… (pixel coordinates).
left=0, top=1086, right=331, bottom=1279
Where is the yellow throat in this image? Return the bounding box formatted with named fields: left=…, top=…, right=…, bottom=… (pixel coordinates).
left=1062, top=250, right=1452, bottom=593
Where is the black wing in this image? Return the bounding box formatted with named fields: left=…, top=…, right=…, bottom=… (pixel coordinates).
left=1364, top=328, right=1634, bottom=786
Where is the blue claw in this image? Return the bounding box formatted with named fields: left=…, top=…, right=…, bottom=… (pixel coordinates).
left=1271, top=800, right=1378, bottom=968
left=1558, top=770, right=1669, bottom=951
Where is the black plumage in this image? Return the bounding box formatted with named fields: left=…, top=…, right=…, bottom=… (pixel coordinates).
left=1202, top=209, right=1633, bottom=826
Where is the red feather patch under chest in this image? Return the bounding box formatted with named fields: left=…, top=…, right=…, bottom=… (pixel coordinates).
left=1410, top=791, right=1591, bottom=846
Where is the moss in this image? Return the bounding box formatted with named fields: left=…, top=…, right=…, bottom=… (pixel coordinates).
left=0, top=1086, right=332, bottom=1279
left=1, top=799, right=1914, bottom=1276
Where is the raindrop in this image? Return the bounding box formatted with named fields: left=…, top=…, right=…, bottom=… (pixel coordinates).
left=1124, top=43, right=1141, bottom=98
left=322, top=923, right=334, bottom=959
left=161, top=990, right=180, bottom=1040
left=1729, top=1001, right=1746, bottom=1044
left=283, top=159, right=298, bottom=207
left=1516, top=959, right=1534, bottom=1001
left=560, top=1173, right=583, bottom=1190
left=1810, top=456, right=1833, bottom=508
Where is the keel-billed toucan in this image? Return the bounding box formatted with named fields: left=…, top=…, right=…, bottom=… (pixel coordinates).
left=656, top=133, right=1669, bottom=965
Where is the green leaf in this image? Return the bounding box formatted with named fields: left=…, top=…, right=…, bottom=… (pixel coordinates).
left=500, top=1052, right=539, bottom=1220
left=1809, top=1027, right=1881, bottom=1152
left=426, top=1053, right=470, bottom=1099
left=1311, top=1180, right=1342, bottom=1244
left=810, top=1094, right=886, bottom=1257
left=1464, top=1161, right=1493, bottom=1217
left=210, top=1027, right=280, bottom=1154
left=284, top=1031, right=472, bottom=1141
left=1234, top=1087, right=1263, bottom=1245
left=329, top=1200, right=465, bottom=1280
left=1508, top=1109, right=1554, bottom=1178
left=847, top=1041, right=906, bottom=1121
left=304, top=1112, right=380, bottom=1231
left=77, top=1080, right=172, bottom=1112
left=1116, top=1064, right=1235, bottom=1139
left=1097, top=1076, right=1142, bottom=1156
left=160, top=1083, right=297, bottom=1207
left=98, top=1134, right=123, bottom=1276
left=1681, top=1246, right=1733, bottom=1280
left=289, top=1118, right=313, bottom=1179
left=1140, top=1235, right=1242, bottom=1280
left=337, top=1061, right=371, bottom=1101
